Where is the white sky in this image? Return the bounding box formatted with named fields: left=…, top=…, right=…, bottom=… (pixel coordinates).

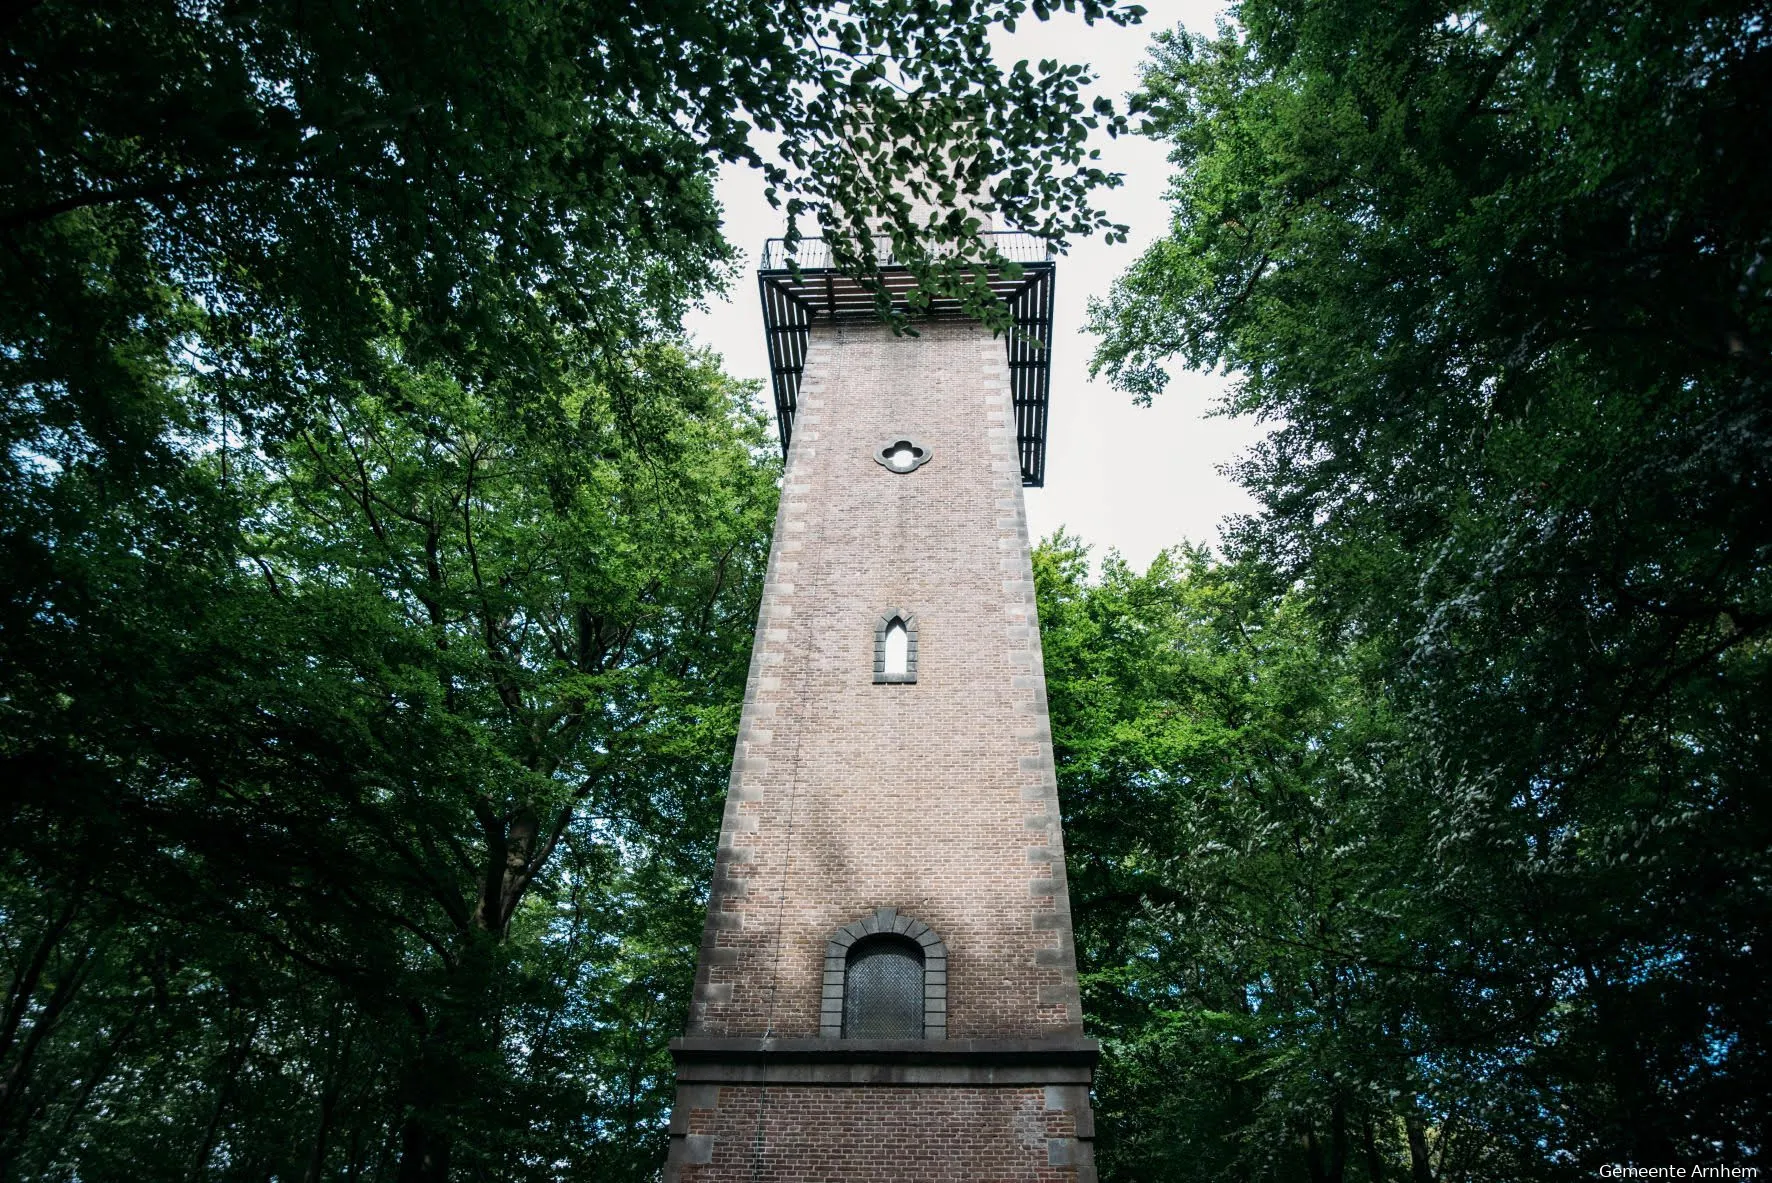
left=684, top=2, right=1263, bottom=570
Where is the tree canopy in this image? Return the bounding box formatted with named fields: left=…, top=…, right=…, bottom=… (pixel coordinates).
left=1076, top=0, right=1770, bottom=1178
left=1, top=1, right=1141, bottom=1179
left=8, top=0, right=1767, bottom=1178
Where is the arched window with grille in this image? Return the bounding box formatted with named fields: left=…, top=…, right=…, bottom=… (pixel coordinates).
left=843, top=936, right=924, bottom=1038
left=820, top=909, right=947, bottom=1040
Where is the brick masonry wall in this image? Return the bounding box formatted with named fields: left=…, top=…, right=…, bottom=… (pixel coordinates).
left=686, top=318, right=1083, bottom=1041
left=669, top=1084, right=1094, bottom=1181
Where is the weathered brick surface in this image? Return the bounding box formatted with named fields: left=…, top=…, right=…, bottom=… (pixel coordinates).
left=688, top=319, right=1081, bottom=1040
left=671, top=317, right=1091, bottom=1176
left=667, top=1085, right=1091, bottom=1182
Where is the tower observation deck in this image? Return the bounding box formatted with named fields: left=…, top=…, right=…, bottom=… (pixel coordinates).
left=757, top=231, right=1058, bottom=487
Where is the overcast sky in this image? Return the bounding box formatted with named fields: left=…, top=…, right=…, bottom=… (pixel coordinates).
left=684, top=1, right=1262, bottom=571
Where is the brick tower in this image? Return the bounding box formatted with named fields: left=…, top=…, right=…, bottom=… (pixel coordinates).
left=664, top=231, right=1096, bottom=1180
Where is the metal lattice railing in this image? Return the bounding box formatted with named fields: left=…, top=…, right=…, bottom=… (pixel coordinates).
left=756, top=229, right=1058, bottom=486
left=760, top=230, right=1053, bottom=271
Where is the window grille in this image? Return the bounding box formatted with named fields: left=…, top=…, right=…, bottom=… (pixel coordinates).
left=843, top=937, right=925, bottom=1039
left=821, top=909, right=947, bottom=1039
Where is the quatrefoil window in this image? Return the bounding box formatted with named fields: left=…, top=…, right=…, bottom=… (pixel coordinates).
left=873, top=436, right=932, bottom=473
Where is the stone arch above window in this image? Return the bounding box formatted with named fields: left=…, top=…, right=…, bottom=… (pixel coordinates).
left=873, top=610, right=918, bottom=684
left=821, top=908, right=947, bottom=1040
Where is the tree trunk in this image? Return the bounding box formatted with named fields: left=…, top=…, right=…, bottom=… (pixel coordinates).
left=395, top=1114, right=450, bottom=1183
left=1305, top=1103, right=1351, bottom=1183
left=0, top=900, right=76, bottom=1064
left=471, top=808, right=539, bottom=937
left=1362, top=1114, right=1384, bottom=1182
left=1406, top=1112, right=1434, bottom=1183
left=1306, top=1124, right=1328, bottom=1183
left=1328, top=1098, right=1349, bottom=1183
left=0, top=895, right=88, bottom=1139
left=0, top=960, right=92, bottom=1155
left=394, top=1010, right=454, bottom=1183
left=393, top=939, right=498, bottom=1183
left=303, top=1022, right=353, bottom=1183
left=188, top=1023, right=254, bottom=1182
left=344, top=1124, right=367, bottom=1182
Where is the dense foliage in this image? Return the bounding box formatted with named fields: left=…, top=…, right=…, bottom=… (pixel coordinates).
left=0, top=1, right=1139, bottom=1179
left=11, top=0, right=1764, bottom=1177
left=1074, top=0, right=1770, bottom=1179
left=3, top=348, right=778, bottom=1181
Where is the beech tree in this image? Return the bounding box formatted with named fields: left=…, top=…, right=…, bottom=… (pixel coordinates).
left=1, top=1, right=1141, bottom=1179
left=1078, top=1, right=1770, bottom=1178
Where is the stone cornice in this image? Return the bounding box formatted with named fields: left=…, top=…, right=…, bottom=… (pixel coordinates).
left=669, top=1035, right=1099, bottom=1086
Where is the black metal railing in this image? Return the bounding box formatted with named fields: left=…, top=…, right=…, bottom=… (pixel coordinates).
left=755, top=229, right=1058, bottom=487
left=759, top=229, right=1053, bottom=272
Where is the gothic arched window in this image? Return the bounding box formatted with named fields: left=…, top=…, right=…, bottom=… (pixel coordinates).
left=882, top=619, right=909, bottom=675
left=873, top=610, right=918, bottom=684
left=821, top=908, right=947, bottom=1040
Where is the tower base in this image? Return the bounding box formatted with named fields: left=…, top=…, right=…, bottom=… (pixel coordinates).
left=665, top=1037, right=1099, bottom=1181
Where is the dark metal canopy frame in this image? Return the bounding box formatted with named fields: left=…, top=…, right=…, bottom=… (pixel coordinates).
left=757, top=231, right=1057, bottom=487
